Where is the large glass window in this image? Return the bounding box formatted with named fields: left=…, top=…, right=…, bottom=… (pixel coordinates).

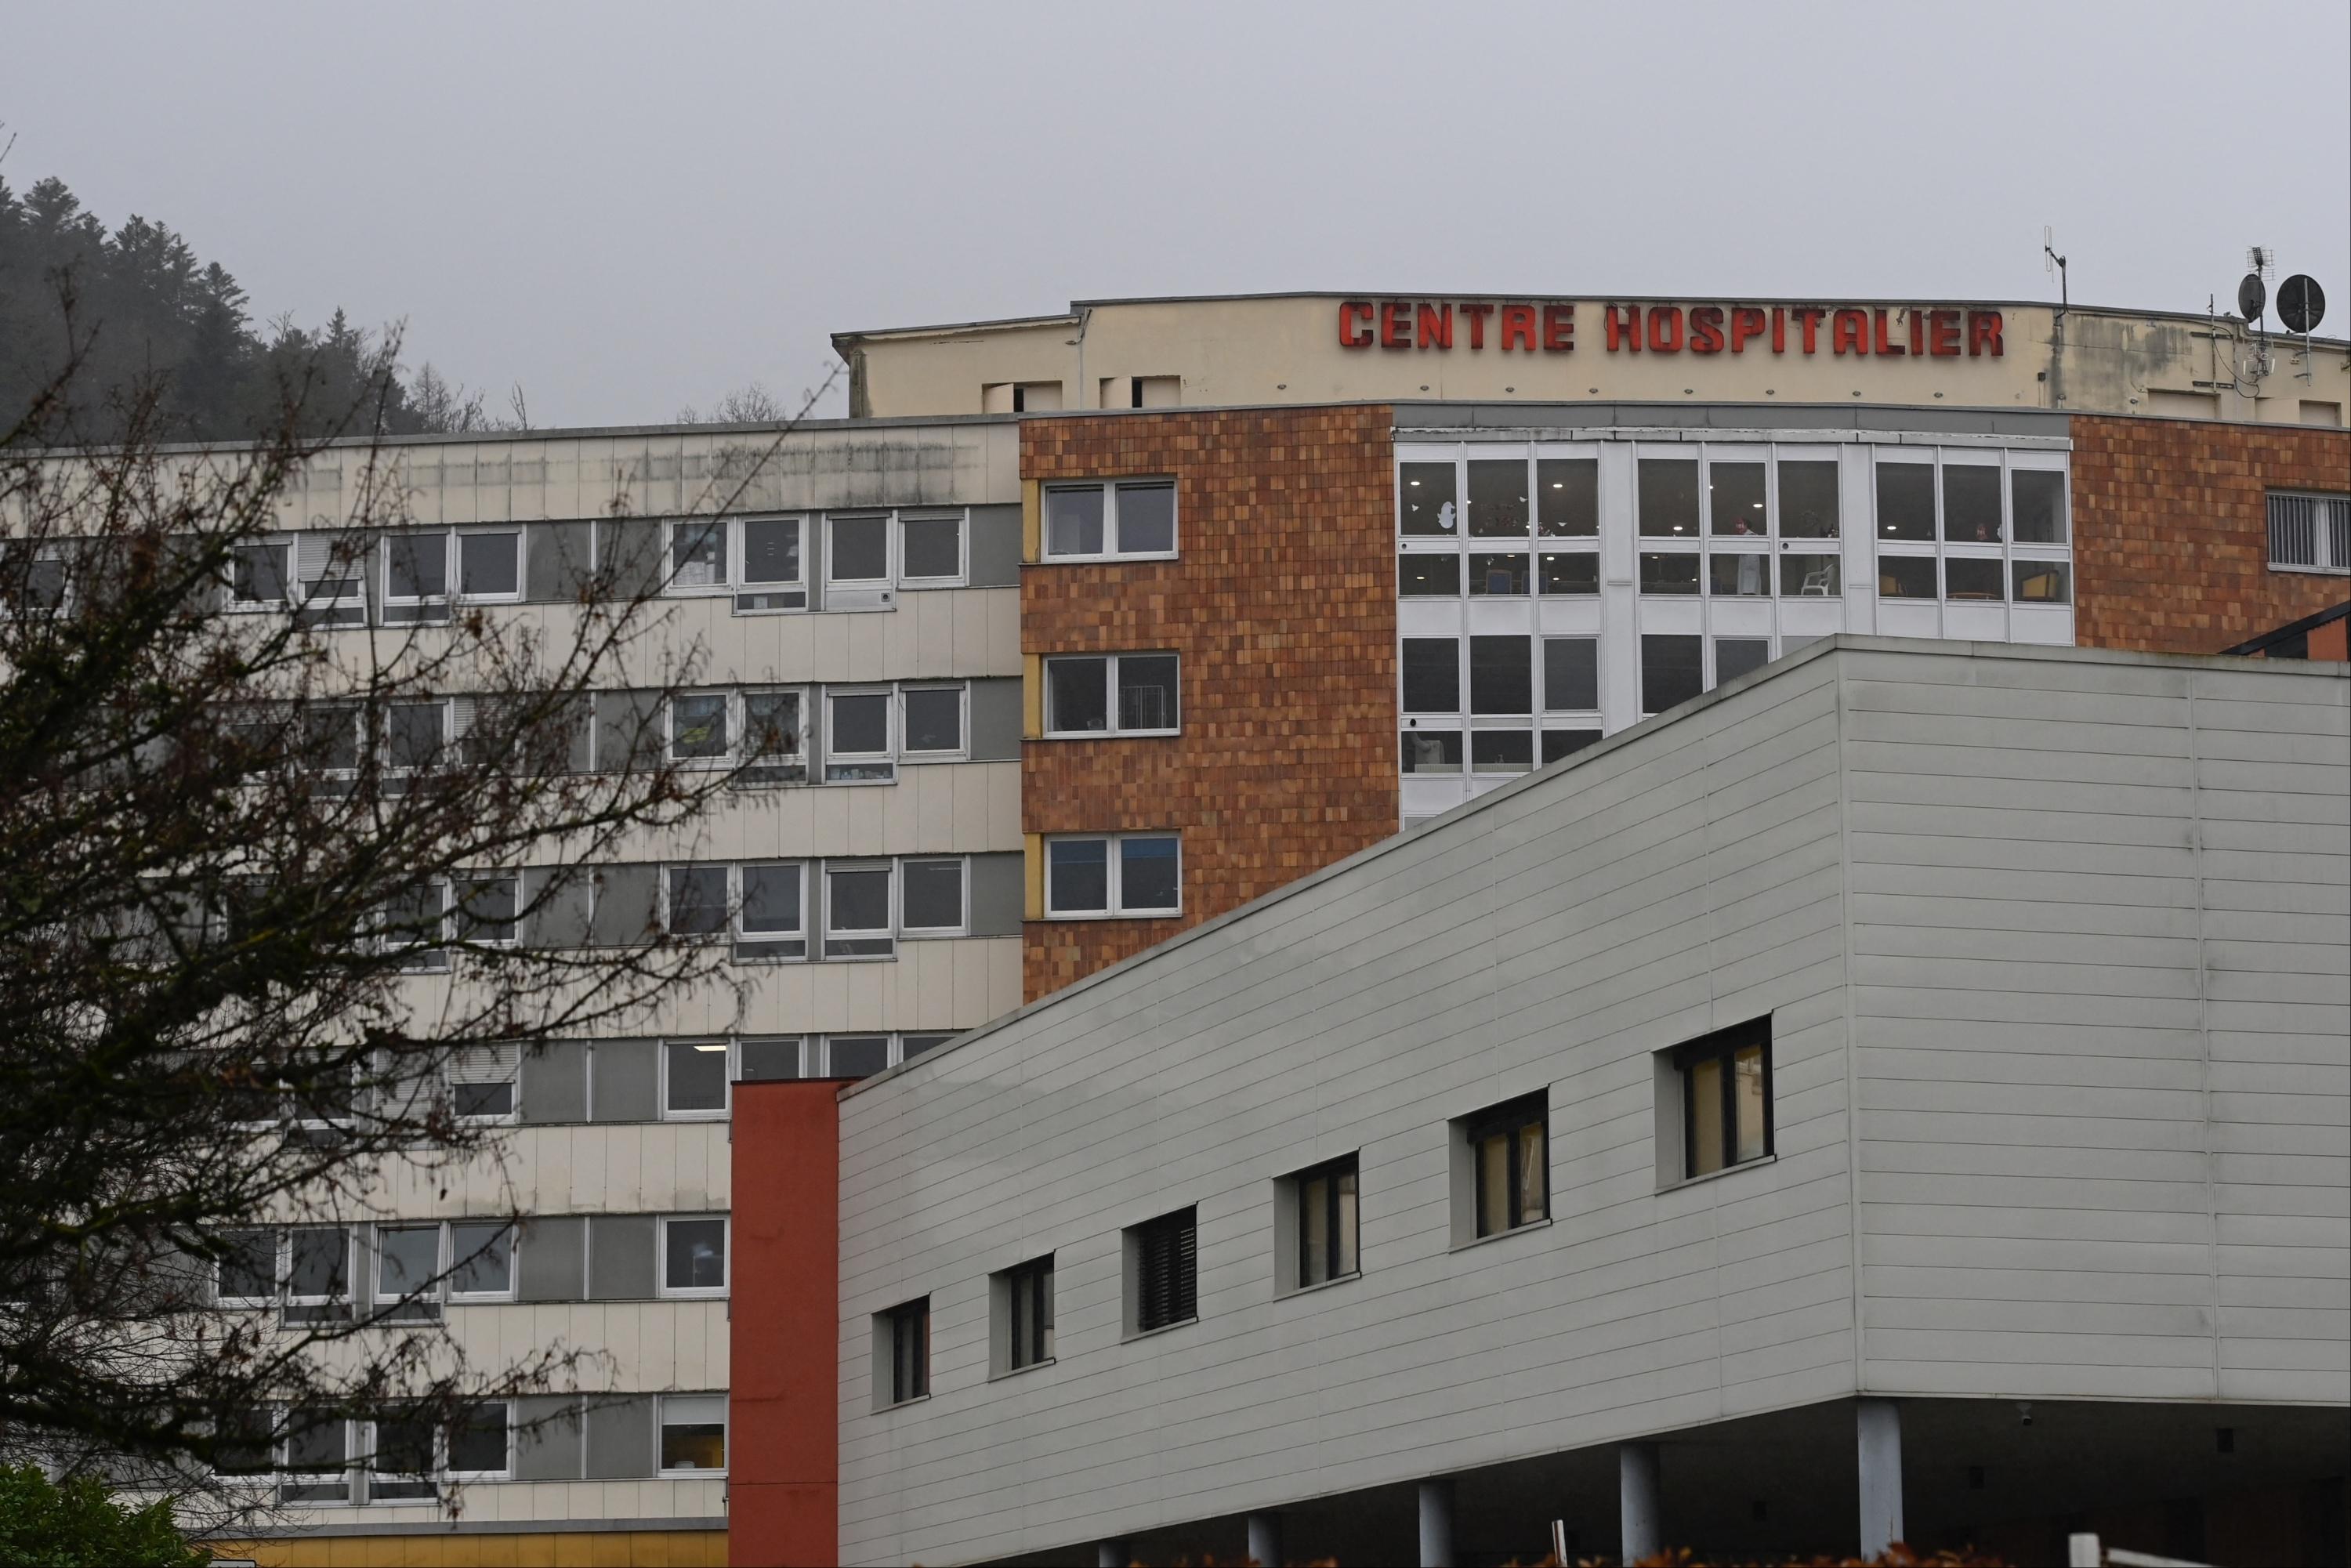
left=1708, top=551, right=1768, bottom=598
left=1399, top=553, right=1460, bottom=596
left=1536, top=458, right=1599, bottom=537
left=1777, top=459, right=1840, bottom=538
left=1942, top=464, right=2004, bottom=542
left=1637, top=458, right=1701, bottom=537
left=2012, top=469, right=2067, bottom=545
left=1708, top=461, right=1767, bottom=536
left=1875, top=463, right=1936, bottom=541
left=1640, top=635, right=1703, bottom=715
left=900, top=514, right=963, bottom=581
left=823, top=864, right=893, bottom=957
left=659, top=1395, right=727, bottom=1473
left=828, top=514, right=889, bottom=583
left=1944, top=558, right=2005, bottom=601
left=1044, top=654, right=1178, bottom=734
left=1780, top=554, right=1841, bottom=596
left=1542, top=638, right=1599, bottom=712
left=1400, top=638, right=1459, bottom=714
left=900, top=859, right=965, bottom=934
left=1639, top=552, right=1701, bottom=595
left=665, top=1041, right=730, bottom=1115
left=1469, top=552, right=1530, bottom=596
left=1878, top=556, right=1937, bottom=599
left=1538, top=551, right=1599, bottom=596
left=661, top=1217, right=728, bottom=1295
left=1045, top=833, right=1179, bottom=918
left=1469, top=636, right=1532, bottom=715
left=1399, top=462, right=1458, bottom=536
left=901, top=686, right=965, bottom=755
left=1715, top=637, right=1770, bottom=686
left=1465, top=459, right=1529, bottom=538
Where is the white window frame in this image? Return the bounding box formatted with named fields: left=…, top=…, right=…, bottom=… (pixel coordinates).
left=817, top=1034, right=896, bottom=1077
left=2266, top=490, right=2350, bottom=574
left=1041, top=478, right=1179, bottom=562
left=661, top=863, right=732, bottom=941
left=451, top=873, right=520, bottom=950
left=656, top=1393, right=730, bottom=1477
left=657, top=1215, right=730, bottom=1299
left=217, top=1228, right=279, bottom=1309
left=1042, top=653, right=1182, bottom=737
left=382, top=697, right=454, bottom=775
left=824, top=512, right=894, bottom=588
left=362, top=1410, right=439, bottom=1504
left=382, top=878, right=452, bottom=971
left=277, top=1410, right=354, bottom=1504
left=1043, top=832, right=1182, bottom=919
left=898, top=856, right=969, bottom=938
left=228, top=537, right=295, bottom=611
left=822, top=686, right=897, bottom=784
left=897, top=509, right=969, bottom=586
left=735, top=860, right=808, bottom=958
left=732, top=512, right=810, bottom=611
left=371, top=1222, right=446, bottom=1322
left=444, top=1400, right=516, bottom=1481
left=740, top=686, right=811, bottom=784
left=667, top=690, right=734, bottom=766
left=662, top=1038, right=734, bottom=1121
left=665, top=517, right=731, bottom=593
left=454, top=527, right=525, bottom=603
left=381, top=527, right=455, bottom=607
left=821, top=860, right=897, bottom=959
left=898, top=683, right=969, bottom=761
left=284, top=1226, right=355, bottom=1323
left=446, top=1219, right=518, bottom=1303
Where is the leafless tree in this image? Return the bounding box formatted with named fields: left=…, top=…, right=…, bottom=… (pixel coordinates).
left=675, top=382, right=787, bottom=425
left=0, top=303, right=832, bottom=1528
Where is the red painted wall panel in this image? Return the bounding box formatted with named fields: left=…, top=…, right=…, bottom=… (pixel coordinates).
left=729, top=1081, right=841, bottom=1567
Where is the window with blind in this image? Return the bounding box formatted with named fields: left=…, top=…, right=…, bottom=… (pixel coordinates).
left=1128, top=1207, right=1197, bottom=1334
left=2268, top=491, right=2351, bottom=573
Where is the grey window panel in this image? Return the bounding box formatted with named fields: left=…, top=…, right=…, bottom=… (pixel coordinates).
left=587, top=865, right=657, bottom=948
left=522, top=867, right=592, bottom=950
left=563, top=693, right=595, bottom=773
left=516, top=1217, right=585, bottom=1302
left=587, top=1215, right=657, bottom=1300
left=526, top=523, right=594, bottom=603
left=967, top=678, right=1023, bottom=762
left=592, top=690, right=662, bottom=773
left=520, top=1041, right=589, bottom=1124
left=582, top=1394, right=655, bottom=1480
left=591, top=1040, right=659, bottom=1123
left=596, top=519, right=665, bottom=597
left=966, top=505, right=1022, bottom=588
left=513, top=1396, right=584, bottom=1481
left=969, top=852, right=1025, bottom=937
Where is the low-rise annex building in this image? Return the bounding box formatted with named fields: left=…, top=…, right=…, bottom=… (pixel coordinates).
left=737, top=637, right=2351, bottom=1568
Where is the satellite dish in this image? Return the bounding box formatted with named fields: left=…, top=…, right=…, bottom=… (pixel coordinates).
left=2278, top=275, right=2326, bottom=335
left=2237, top=273, right=2267, bottom=322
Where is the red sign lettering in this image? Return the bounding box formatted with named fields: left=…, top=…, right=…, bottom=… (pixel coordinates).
left=1605, top=306, right=1641, bottom=352
left=1418, top=302, right=1454, bottom=350
left=1689, top=306, right=1726, bottom=354
left=1331, top=300, right=2005, bottom=360
left=1541, top=304, right=1575, bottom=352
left=1338, top=300, right=1374, bottom=349
left=1500, top=304, right=1538, bottom=352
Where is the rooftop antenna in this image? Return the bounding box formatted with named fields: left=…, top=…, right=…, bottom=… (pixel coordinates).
left=2042, top=227, right=2067, bottom=320
left=2239, top=247, right=2273, bottom=331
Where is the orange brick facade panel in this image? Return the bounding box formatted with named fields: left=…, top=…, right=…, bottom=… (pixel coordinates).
left=1021, top=406, right=1399, bottom=1000
left=2070, top=415, right=2351, bottom=654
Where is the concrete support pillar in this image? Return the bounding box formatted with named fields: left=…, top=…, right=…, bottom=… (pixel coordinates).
left=1097, top=1541, right=1131, bottom=1568
left=1417, top=1479, right=1454, bottom=1567
left=1857, top=1397, right=1904, bottom=1559
left=1247, top=1511, right=1284, bottom=1566
left=1619, top=1442, right=1661, bottom=1563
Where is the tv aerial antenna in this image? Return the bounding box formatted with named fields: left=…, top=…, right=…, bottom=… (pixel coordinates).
left=2042, top=227, right=2067, bottom=320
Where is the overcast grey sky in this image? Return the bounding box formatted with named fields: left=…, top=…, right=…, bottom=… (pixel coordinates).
left=9, top=0, right=2346, bottom=427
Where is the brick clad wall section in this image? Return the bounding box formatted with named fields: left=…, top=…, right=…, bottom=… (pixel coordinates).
left=1021, top=406, right=1398, bottom=1001
left=2070, top=415, right=2351, bottom=652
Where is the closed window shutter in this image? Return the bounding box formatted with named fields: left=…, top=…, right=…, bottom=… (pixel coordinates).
left=1171, top=1213, right=1197, bottom=1324
left=1136, top=1209, right=1195, bottom=1332
left=447, top=1044, right=519, bottom=1084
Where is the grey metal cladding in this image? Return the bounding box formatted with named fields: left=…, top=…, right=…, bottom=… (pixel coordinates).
left=581, top=1394, right=655, bottom=1479
left=586, top=1214, right=657, bottom=1300
left=587, top=864, right=657, bottom=948
left=593, top=690, right=663, bottom=773
left=513, top=1395, right=585, bottom=1481
left=526, top=522, right=596, bottom=603
left=968, top=678, right=1023, bottom=762
left=514, top=1217, right=584, bottom=1302
left=596, top=518, right=665, bottom=596
left=968, top=852, right=1025, bottom=937
left=521, top=868, right=592, bottom=951
left=966, top=505, right=1023, bottom=587
left=520, top=1040, right=589, bottom=1124
left=590, top=1040, right=659, bottom=1122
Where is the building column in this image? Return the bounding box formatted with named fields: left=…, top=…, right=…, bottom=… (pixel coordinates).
left=1619, top=1442, right=1661, bottom=1563
left=1097, top=1541, right=1131, bottom=1568
left=1857, top=1397, right=1904, bottom=1559
left=1247, top=1511, right=1284, bottom=1566
left=1418, top=1479, right=1454, bottom=1567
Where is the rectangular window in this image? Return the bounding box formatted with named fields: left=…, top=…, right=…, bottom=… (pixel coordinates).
left=230, top=540, right=292, bottom=607
left=280, top=1411, right=351, bottom=1504
left=1541, top=639, right=1599, bottom=713
left=823, top=862, right=895, bottom=958
left=659, top=1395, right=728, bottom=1474
left=1676, top=1021, right=1773, bottom=1179
left=1536, top=458, right=1599, bottom=536
left=737, top=1037, right=803, bottom=1081
left=384, top=530, right=451, bottom=603
left=660, top=1216, right=728, bottom=1296
left=669, top=693, right=730, bottom=762
left=1708, top=550, right=1769, bottom=598
left=884, top=1299, right=931, bottom=1404
left=1401, top=728, right=1462, bottom=774
left=1709, top=461, right=1767, bottom=535
left=901, top=685, right=965, bottom=756
left=1045, top=833, right=1179, bottom=918
left=368, top=1410, right=437, bottom=1501
left=1541, top=729, right=1600, bottom=764
left=1399, top=462, right=1458, bottom=536
left=665, top=865, right=729, bottom=938
left=1944, top=557, right=2005, bottom=601
left=1640, top=635, right=1703, bottom=715
left=2012, top=559, right=2072, bottom=603
left=385, top=700, right=449, bottom=773
left=2010, top=469, right=2067, bottom=545
left=1465, top=458, right=1530, bottom=538
left=1295, top=1154, right=1360, bottom=1288
left=458, top=530, right=522, bottom=599
left=1400, top=638, right=1460, bottom=714
left=1878, top=555, right=1937, bottom=599
left=824, top=688, right=895, bottom=782
left=1045, top=653, right=1180, bottom=734
left=824, top=1034, right=890, bottom=1078
left=1399, top=553, right=1461, bottom=596
left=665, top=1039, right=731, bottom=1116
left=218, top=1230, right=276, bottom=1306
left=1042, top=480, right=1177, bottom=559
left=1131, top=1208, right=1197, bottom=1334
left=1538, top=551, right=1599, bottom=596
left=375, top=1226, right=442, bottom=1322
left=1780, top=553, right=1841, bottom=596
left=2266, top=491, right=2350, bottom=572
left=738, top=862, right=806, bottom=958
left=1875, top=463, right=1936, bottom=541
left=447, top=1221, right=513, bottom=1299
left=1779, top=459, right=1840, bottom=538
left=1942, top=464, right=2003, bottom=543
left=1469, top=552, right=1530, bottom=596
left=447, top=1403, right=512, bottom=1478
left=733, top=688, right=806, bottom=786
left=285, top=1227, right=352, bottom=1324
left=1467, top=1094, right=1548, bottom=1239
left=1469, top=636, right=1532, bottom=715
left=900, top=858, right=965, bottom=934
left=452, top=875, right=517, bottom=947
left=900, top=513, right=964, bottom=581
left=1715, top=637, right=1771, bottom=686
left=741, top=516, right=803, bottom=588
left=670, top=519, right=728, bottom=589
left=1637, top=458, right=1701, bottom=538
left=900, top=1032, right=955, bottom=1062
left=827, top=513, right=890, bottom=585
left=1639, top=552, right=1701, bottom=595
left=1002, top=1256, right=1055, bottom=1372
left=1470, top=730, right=1533, bottom=774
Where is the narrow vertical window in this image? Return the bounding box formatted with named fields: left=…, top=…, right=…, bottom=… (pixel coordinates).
left=886, top=1299, right=930, bottom=1403
left=1675, top=1020, right=1774, bottom=1179
left=1295, top=1154, right=1360, bottom=1287
left=1465, top=1095, right=1548, bottom=1239
left=1131, top=1208, right=1198, bottom=1334
left=1003, top=1256, right=1055, bottom=1371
